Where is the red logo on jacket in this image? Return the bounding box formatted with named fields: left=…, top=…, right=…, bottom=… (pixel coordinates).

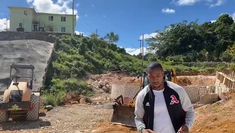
left=170, top=95, right=179, bottom=105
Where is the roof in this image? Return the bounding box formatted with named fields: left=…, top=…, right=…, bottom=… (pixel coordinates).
left=9, top=6, right=76, bottom=17
left=37, top=12, right=76, bottom=16
left=9, top=6, right=36, bottom=13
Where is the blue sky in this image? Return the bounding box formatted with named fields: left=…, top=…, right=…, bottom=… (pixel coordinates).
left=0, top=0, right=235, bottom=54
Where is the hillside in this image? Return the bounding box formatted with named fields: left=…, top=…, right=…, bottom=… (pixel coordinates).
left=43, top=35, right=149, bottom=106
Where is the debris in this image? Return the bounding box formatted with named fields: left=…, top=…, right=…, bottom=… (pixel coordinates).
left=45, top=105, right=53, bottom=111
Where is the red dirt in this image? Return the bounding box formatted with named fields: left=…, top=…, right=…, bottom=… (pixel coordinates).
left=177, top=75, right=216, bottom=86
left=92, top=123, right=137, bottom=133
left=192, top=93, right=235, bottom=133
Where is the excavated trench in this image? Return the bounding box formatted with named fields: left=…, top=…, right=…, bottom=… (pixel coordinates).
left=111, top=75, right=217, bottom=104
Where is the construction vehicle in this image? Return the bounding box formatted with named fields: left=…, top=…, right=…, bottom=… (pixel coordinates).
left=0, top=64, right=40, bottom=122
left=111, top=69, right=177, bottom=127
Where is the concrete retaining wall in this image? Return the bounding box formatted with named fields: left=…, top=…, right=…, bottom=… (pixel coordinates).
left=0, top=40, right=54, bottom=92
left=215, top=72, right=235, bottom=94
left=184, top=85, right=216, bottom=103
left=0, top=31, right=69, bottom=43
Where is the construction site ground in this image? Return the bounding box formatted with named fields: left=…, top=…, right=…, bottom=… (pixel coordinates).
left=0, top=74, right=234, bottom=133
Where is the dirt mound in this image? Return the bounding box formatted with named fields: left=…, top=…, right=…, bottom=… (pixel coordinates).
left=177, top=77, right=192, bottom=86
left=92, top=123, right=137, bottom=133
left=112, top=77, right=141, bottom=84
left=87, top=73, right=141, bottom=94
left=192, top=93, right=235, bottom=133
left=177, top=75, right=216, bottom=86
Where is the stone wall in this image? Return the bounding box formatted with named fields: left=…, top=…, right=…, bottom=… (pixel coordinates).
left=0, top=31, right=70, bottom=43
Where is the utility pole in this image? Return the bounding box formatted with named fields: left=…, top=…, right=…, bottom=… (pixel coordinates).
left=139, top=34, right=145, bottom=89
left=72, top=0, right=75, bottom=36
left=142, top=34, right=145, bottom=67
left=139, top=39, right=142, bottom=57
left=95, top=29, right=98, bottom=37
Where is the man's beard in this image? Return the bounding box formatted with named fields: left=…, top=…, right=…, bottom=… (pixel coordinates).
left=150, top=82, right=164, bottom=89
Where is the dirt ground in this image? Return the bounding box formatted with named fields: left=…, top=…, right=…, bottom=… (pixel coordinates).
left=177, top=75, right=216, bottom=86
left=0, top=74, right=234, bottom=133
left=192, top=93, right=235, bottom=133
left=0, top=104, right=113, bottom=133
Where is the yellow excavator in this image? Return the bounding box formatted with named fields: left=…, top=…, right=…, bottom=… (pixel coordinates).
left=0, top=64, right=40, bottom=122
left=111, top=69, right=177, bottom=127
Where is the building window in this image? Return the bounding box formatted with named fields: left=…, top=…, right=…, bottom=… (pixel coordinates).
left=49, top=16, right=53, bottom=21
left=24, top=10, right=27, bottom=16
left=19, top=23, right=22, bottom=28
left=61, top=27, right=66, bottom=32
left=61, top=16, right=66, bottom=22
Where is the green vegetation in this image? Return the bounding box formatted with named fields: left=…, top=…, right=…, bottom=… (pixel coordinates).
left=147, top=14, right=235, bottom=62
left=43, top=34, right=149, bottom=105
left=43, top=14, right=235, bottom=106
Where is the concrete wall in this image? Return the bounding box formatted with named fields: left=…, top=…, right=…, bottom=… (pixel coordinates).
left=0, top=32, right=66, bottom=43
left=0, top=40, right=54, bottom=92
left=0, top=31, right=59, bottom=93
left=215, top=72, right=235, bottom=94
left=184, top=85, right=215, bottom=103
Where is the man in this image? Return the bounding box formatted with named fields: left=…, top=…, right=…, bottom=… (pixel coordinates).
left=135, top=62, right=195, bottom=133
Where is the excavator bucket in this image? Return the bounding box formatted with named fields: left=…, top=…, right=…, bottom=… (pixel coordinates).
left=111, top=104, right=136, bottom=127
left=110, top=77, right=145, bottom=127
left=111, top=95, right=137, bottom=127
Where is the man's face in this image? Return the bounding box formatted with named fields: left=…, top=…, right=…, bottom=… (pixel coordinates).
left=148, top=69, right=164, bottom=88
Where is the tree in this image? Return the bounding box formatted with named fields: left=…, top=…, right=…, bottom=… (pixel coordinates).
left=216, top=14, right=234, bottom=25
left=90, top=33, right=99, bottom=39
left=104, top=32, right=119, bottom=44
left=147, top=22, right=203, bottom=59
left=146, top=14, right=235, bottom=62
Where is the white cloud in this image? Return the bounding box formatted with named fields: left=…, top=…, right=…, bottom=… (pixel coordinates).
left=210, top=20, right=216, bottom=23
left=75, top=31, right=87, bottom=36
left=232, top=13, right=235, bottom=21
left=125, top=47, right=155, bottom=56
left=139, top=32, right=159, bottom=40
left=0, top=18, right=10, bottom=31
left=208, top=0, right=224, bottom=7
left=26, top=0, right=78, bottom=16
left=175, top=0, right=200, bottom=6
left=162, top=8, right=176, bottom=14
left=175, top=0, right=225, bottom=7
left=26, top=0, right=33, bottom=3
left=125, top=47, right=146, bottom=55
left=125, top=48, right=140, bottom=55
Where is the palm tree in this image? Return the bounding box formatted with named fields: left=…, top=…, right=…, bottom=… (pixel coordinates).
left=105, top=32, right=119, bottom=44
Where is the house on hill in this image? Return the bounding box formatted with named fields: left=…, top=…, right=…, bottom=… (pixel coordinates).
left=9, top=7, right=76, bottom=34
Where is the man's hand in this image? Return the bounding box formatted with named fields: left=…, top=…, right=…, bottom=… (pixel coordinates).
left=142, top=129, right=156, bottom=133
left=177, top=125, right=189, bottom=133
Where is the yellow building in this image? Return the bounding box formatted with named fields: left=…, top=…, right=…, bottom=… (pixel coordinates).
left=9, top=7, right=76, bottom=34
